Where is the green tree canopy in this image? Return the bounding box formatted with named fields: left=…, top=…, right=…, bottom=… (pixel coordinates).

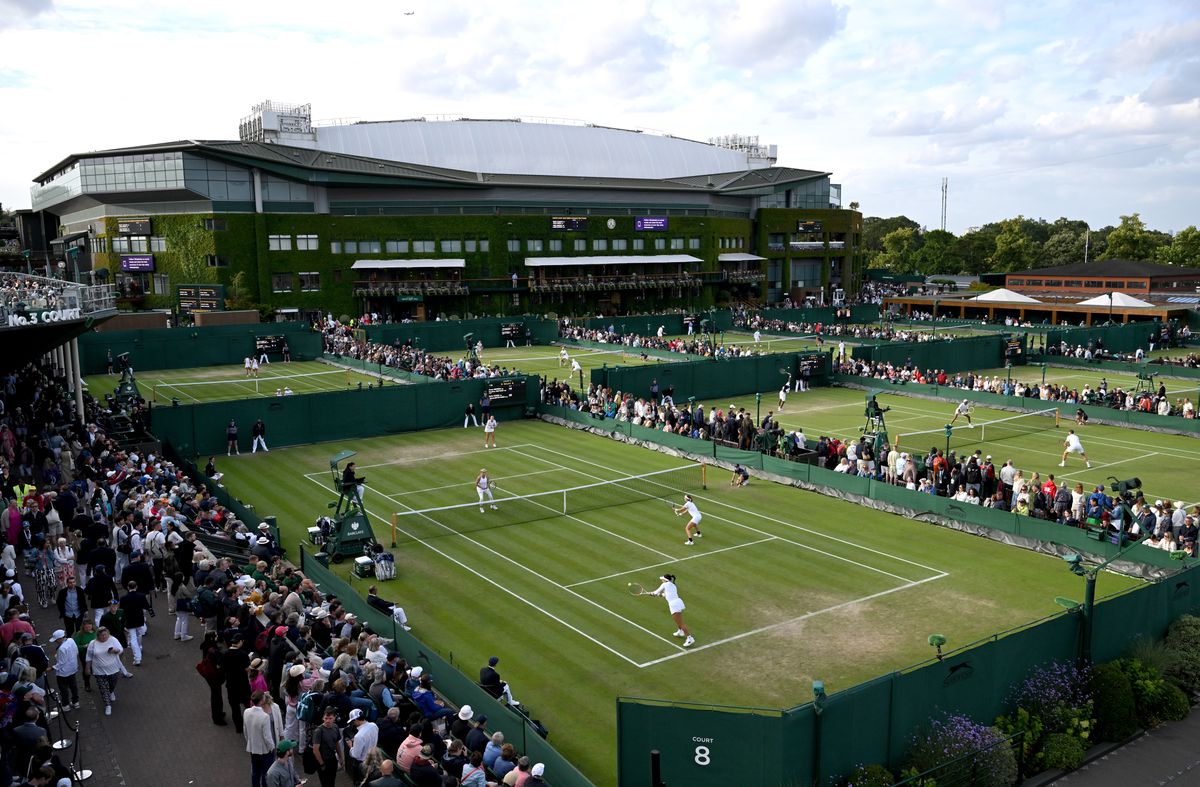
left=988, top=217, right=1038, bottom=272
left=912, top=229, right=964, bottom=275
left=1155, top=226, right=1200, bottom=267
left=1100, top=213, right=1162, bottom=260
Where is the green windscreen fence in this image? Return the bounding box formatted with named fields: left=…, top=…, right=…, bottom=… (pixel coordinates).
left=590, top=351, right=831, bottom=402
left=79, top=322, right=322, bottom=374
left=854, top=333, right=1013, bottom=373
left=1046, top=320, right=1162, bottom=354
left=298, top=549, right=592, bottom=787
left=363, top=316, right=559, bottom=351
left=149, top=376, right=537, bottom=457
left=759, top=304, right=881, bottom=324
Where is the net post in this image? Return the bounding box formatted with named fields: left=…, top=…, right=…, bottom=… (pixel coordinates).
left=1055, top=409, right=1060, bottom=428
left=390, top=512, right=397, bottom=548
left=701, top=463, right=707, bottom=489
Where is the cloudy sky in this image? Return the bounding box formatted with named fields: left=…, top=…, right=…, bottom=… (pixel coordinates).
left=1, top=0, right=1197, bottom=234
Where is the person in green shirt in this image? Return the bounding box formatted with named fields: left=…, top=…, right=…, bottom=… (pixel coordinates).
left=73, top=620, right=97, bottom=692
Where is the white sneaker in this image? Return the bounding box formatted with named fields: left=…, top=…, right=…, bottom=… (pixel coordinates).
left=402, top=625, right=412, bottom=631
left=684, top=539, right=694, bottom=545
left=110, top=691, right=116, bottom=701
left=695, top=532, right=702, bottom=538
left=490, top=505, right=498, bottom=510
left=181, top=634, right=194, bottom=642
left=683, top=636, right=695, bottom=647
left=480, top=508, right=485, bottom=513
left=105, top=705, right=111, bottom=716
left=1087, top=462, right=1092, bottom=468
left=73, top=701, right=80, bottom=710
left=1058, top=461, right=1066, bottom=467
left=673, top=629, right=685, bottom=637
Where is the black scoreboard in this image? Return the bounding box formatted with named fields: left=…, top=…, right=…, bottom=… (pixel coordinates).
left=483, top=378, right=526, bottom=404
left=797, top=353, right=829, bottom=377
left=797, top=220, right=824, bottom=234
left=176, top=283, right=226, bottom=314
left=501, top=323, right=524, bottom=339
left=1005, top=338, right=1023, bottom=359
left=551, top=217, right=588, bottom=231
left=256, top=335, right=285, bottom=354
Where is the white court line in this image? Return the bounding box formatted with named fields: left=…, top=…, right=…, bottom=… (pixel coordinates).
left=365, top=485, right=686, bottom=651
left=565, top=536, right=778, bottom=587
left=508, top=447, right=928, bottom=583
left=302, top=474, right=652, bottom=667
left=155, top=380, right=200, bottom=403
left=636, top=573, right=949, bottom=668
left=519, top=444, right=947, bottom=577
left=302, top=444, right=536, bottom=477
left=380, top=468, right=564, bottom=498
left=489, top=483, right=676, bottom=561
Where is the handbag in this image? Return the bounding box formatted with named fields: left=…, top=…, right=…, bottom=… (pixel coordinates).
left=196, top=656, right=218, bottom=680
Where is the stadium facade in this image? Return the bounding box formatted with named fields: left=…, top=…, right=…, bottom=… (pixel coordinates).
left=27, top=102, right=861, bottom=319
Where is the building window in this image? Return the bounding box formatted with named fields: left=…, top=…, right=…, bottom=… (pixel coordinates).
left=333, top=268, right=342, bottom=283
left=150, top=237, right=167, bottom=252
left=267, top=234, right=292, bottom=251
left=654, top=238, right=666, bottom=250
left=526, top=239, right=543, bottom=252
left=1063, top=280, right=1083, bottom=288
left=296, top=234, right=319, bottom=251
left=151, top=273, right=170, bottom=295
left=89, top=237, right=108, bottom=253
left=1084, top=280, right=1103, bottom=288
left=331, top=241, right=342, bottom=254
left=633, top=238, right=644, bottom=251
left=441, top=239, right=463, bottom=253
left=688, top=237, right=701, bottom=250
left=204, top=218, right=227, bottom=231
left=479, top=239, right=489, bottom=252
left=360, top=240, right=381, bottom=254
left=507, top=239, right=520, bottom=252
left=670, top=238, right=684, bottom=250
left=206, top=255, right=227, bottom=267
left=549, top=239, right=562, bottom=252
left=385, top=240, right=409, bottom=253
left=272, top=273, right=293, bottom=292
left=592, top=239, right=608, bottom=251
left=129, top=236, right=149, bottom=253
left=574, top=239, right=586, bottom=251
left=413, top=240, right=435, bottom=253
left=612, top=238, right=628, bottom=251
left=299, top=272, right=320, bottom=291
left=465, top=239, right=477, bottom=253
left=344, top=241, right=359, bottom=254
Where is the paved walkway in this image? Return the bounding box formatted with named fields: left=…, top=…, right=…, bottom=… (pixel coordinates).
left=22, top=583, right=355, bottom=787
left=1054, top=711, right=1200, bottom=786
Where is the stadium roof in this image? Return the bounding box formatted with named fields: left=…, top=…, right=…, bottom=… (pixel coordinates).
left=34, top=140, right=829, bottom=195
left=1015, top=259, right=1191, bottom=278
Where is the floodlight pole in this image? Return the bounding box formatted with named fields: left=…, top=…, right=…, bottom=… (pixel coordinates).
left=755, top=392, right=762, bottom=423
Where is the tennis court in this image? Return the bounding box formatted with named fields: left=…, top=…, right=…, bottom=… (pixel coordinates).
left=83, top=360, right=381, bottom=404
left=474, top=342, right=676, bottom=379
left=214, top=420, right=1143, bottom=781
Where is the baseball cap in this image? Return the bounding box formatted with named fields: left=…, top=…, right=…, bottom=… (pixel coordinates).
left=531, top=763, right=546, bottom=777
left=49, top=630, right=66, bottom=643
left=409, top=666, right=423, bottom=678
left=276, top=740, right=297, bottom=755
left=348, top=709, right=363, bottom=722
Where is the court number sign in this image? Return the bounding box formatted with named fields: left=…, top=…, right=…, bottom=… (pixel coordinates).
left=692, top=737, right=713, bottom=766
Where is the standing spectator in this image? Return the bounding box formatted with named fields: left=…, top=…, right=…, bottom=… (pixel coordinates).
left=265, top=740, right=301, bottom=787
left=227, top=420, right=240, bottom=456
left=72, top=620, right=96, bottom=693
left=172, top=572, right=196, bottom=641
left=143, top=521, right=168, bottom=591
left=251, top=419, right=269, bottom=454
left=223, top=633, right=253, bottom=733
left=84, top=626, right=124, bottom=716
left=55, top=574, right=86, bottom=635
left=310, top=707, right=344, bottom=787
left=199, top=630, right=228, bottom=726
left=51, top=537, right=75, bottom=590
left=244, top=690, right=283, bottom=787
left=347, top=707, right=379, bottom=781
left=47, top=629, right=80, bottom=710
left=118, top=580, right=152, bottom=666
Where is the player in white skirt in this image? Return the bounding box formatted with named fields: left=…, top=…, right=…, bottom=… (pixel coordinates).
left=244, top=356, right=253, bottom=377
left=778, top=380, right=789, bottom=411
left=559, top=347, right=570, bottom=366
left=483, top=415, right=497, bottom=448
left=1060, top=429, right=1092, bottom=468
left=675, top=494, right=703, bottom=545
left=649, top=574, right=694, bottom=647
left=475, top=469, right=498, bottom=512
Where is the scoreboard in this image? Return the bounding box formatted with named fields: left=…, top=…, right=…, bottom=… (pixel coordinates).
left=501, top=323, right=524, bottom=339
left=551, top=216, right=588, bottom=231
left=797, top=219, right=824, bottom=234
left=797, top=352, right=830, bottom=377
left=255, top=335, right=285, bottom=354
left=483, top=378, right=526, bottom=404
left=176, top=283, right=226, bottom=315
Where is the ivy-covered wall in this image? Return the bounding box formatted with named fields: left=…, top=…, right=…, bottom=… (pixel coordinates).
left=756, top=208, right=864, bottom=296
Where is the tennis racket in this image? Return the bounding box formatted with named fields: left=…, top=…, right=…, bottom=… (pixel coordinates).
left=778, top=366, right=791, bottom=376
left=627, top=582, right=647, bottom=596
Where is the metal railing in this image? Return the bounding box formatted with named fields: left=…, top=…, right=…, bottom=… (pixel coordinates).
left=0, top=272, right=116, bottom=326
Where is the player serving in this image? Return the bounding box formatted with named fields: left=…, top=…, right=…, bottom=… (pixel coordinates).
left=950, top=399, right=973, bottom=428
left=640, top=573, right=694, bottom=647
left=674, top=493, right=703, bottom=545
left=1059, top=429, right=1092, bottom=469
left=475, top=468, right=499, bottom=512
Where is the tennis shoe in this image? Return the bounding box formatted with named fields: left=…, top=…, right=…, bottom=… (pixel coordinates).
left=673, top=629, right=685, bottom=637
left=1058, top=461, right=1065, bottom=467
left=490, top=505, right=498, bottom=510
left=1086, top=462, right=1092, bottom=468
left=683, top=636, right=695, bottom=647
left=695, top=532, right=702, bottom=538
left=479, top=507, right=485, bottom=513
left=684, top=539, right=694, bottom=545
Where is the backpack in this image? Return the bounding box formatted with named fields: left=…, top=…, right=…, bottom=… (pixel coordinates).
left=254, top=627, right=272, bottom=653
left=296, top=690, right=322, bottom=724
left=116, top=525, right=132, bottom=555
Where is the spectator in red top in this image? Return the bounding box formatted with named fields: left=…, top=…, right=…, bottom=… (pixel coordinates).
left=1041, top=474, right=1058, bottom=501
left=0, top=607, right=35, bottom=649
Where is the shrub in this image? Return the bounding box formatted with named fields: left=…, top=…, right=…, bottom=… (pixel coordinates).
left=1116, top=657, right=1181, bottom=728
left=1164, top=615, right=1200, bottom=694
left=905, top=714, right=1018, bottom=787
left=1159, top=682, right=1191, bottom=723
left=1127, top=636, right=1176, bottom=678
left=836, top=763, right=894, bottom=787
left=1090, top=662, right=1138, bottom=741
left=1007, top=660, right=1092, bottom=734
left=1040, top=732, right=1085, bottom=771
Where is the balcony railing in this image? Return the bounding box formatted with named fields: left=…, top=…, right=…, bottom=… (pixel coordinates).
left=1, top=272, right=116, bottom=327
left=354, top=280, right=469, bottom=297
left=529, top=273, right=702, bottom=294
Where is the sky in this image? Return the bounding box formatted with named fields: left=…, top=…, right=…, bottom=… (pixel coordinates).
left=1, top=0, right=1197, bottom=235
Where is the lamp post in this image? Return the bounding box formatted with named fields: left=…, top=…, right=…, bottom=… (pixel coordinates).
left=812, top=680, right=827, bottom=787
left=1057, top=534, right=1155, bottom=663
left=755, top=391, right=762, bottom=424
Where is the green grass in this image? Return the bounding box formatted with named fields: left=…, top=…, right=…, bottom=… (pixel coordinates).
left=83, top=361, right=382, bottom=405
left=970, top=364, right=1200, bottom=400
left=476, top=343, right=674, bottom=380
left=213, top=419, right=1145, bottom=784
left=712, top=386, right=1199, bottom=505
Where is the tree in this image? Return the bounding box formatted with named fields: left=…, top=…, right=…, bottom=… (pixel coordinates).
left=1100, top=213, right=1162, bottom=260
left=988, top=217, right=1038, bottom=273
left=872, top=227, right=922, bottom=273
left=1155, top=226, right=1200, bottom=267
left=956, top=226, right=999, bottom=275
left=1042, top=229, right=1086, bottom=267
left=862, top=215, right=920, bottom=252
left=848, top=201, right=860, bottom=212
left=912, top=229, right=963, bottom=275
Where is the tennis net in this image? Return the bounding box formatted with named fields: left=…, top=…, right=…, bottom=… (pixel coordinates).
left=390, top=463, right=706, bottom=544
left=151, top=368, right=351, bottom=402
left=895, top=407, right=1059, bottom=454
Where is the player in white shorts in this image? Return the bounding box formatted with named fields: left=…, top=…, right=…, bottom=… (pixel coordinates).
left=950, top=399, right=973, bottom=427
left=483, top=414, right=497, bottom=448
left=778, top=381, right=789, bottom=411
left=648, top=573, right=694, bottom=647
left=475, top=469, right=498, bottom=512
left=1060, top=429, right=1091, bottom=468
left=570, top=358, right=582, bottom=376
left=674, top=494, right=703, bottom=545
left=753, top=329, right=762, bottom=344
left=559, top=347, right=569, bottom=367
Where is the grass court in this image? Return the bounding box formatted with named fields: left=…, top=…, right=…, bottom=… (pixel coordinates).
left=214, top=420, right=1145, bottom=782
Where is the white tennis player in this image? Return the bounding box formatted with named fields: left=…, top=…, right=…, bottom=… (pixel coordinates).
left=753, top=329, right=762, bottom=344
left=559, top=347, right=570, bottom=367
left=950, top=399, right=973, bottom=427
left=778, top=382, right=788, bottom=411
left=648, top=573, right=694, bottom=647
left=675, top=494, right=703, bottom=545
left=570, top=357, right=582, bottom=375
left=243, top=356, right=253, bottom=377
left=483, top=414, right=497, bottom=448
left=250, top=357, right=260, bottom=378
left=475, top=468, right=498, bottom=512
left=1060, top=429, right=1091, bottom=468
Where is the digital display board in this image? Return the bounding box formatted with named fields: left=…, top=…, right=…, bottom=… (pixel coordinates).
left=551, top=217, right=588, bottom=231
left=483, top=378, right=526, bottom=404
left=117, top=217, right=152, bottom=235
left=255, top=335, right=285, bottom=354
left=635, top=216, right=668, bottom=231
left=177, top=283, right=227, bottom=314
left=797, top=220, right=824, bottom=234
left=500, top=323, right=524, bottom=339
left=120, top=254, right=155, bottom=272
left=1005, top=338, right=1023, bottom=358
left=797, top=353, right=829, bottom=377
